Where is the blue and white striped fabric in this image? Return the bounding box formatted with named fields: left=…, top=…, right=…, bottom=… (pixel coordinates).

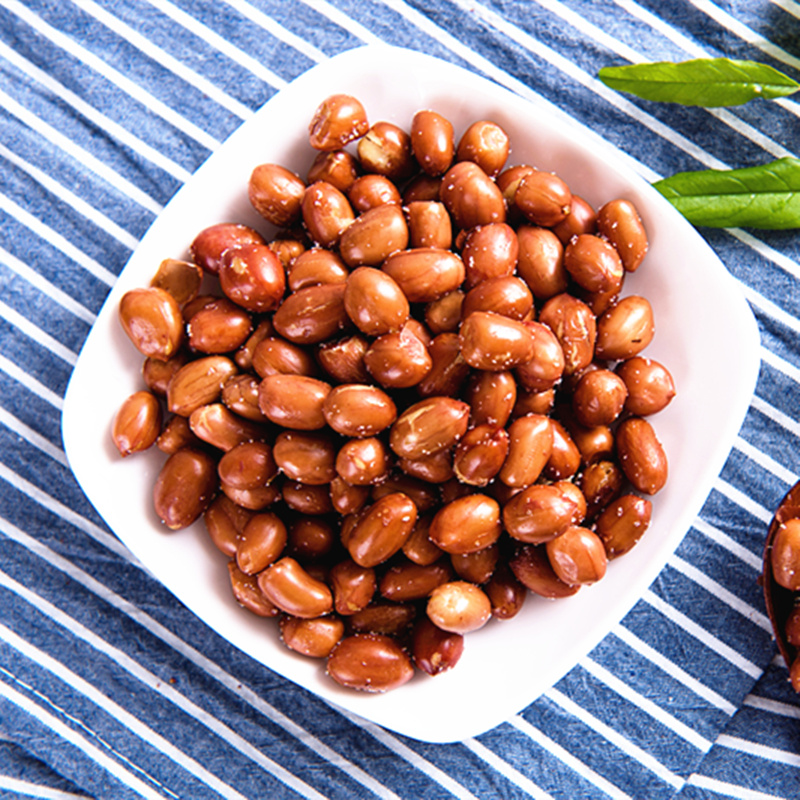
left=2, top=1, right=800, bottom=797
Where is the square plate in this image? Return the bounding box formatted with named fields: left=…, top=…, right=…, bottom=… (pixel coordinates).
left=62, top=44, right=760, bottom=743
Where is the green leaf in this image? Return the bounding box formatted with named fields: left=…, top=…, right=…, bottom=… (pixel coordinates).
left=598, top=58, right=799, bottom=106
left=652, top=157, right=800, bottom=229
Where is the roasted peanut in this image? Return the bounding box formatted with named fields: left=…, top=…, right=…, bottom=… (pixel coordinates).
left=411, top=617, right=464, bottom=675
left=440, top=161, right=506, bottom=229
left=426, top=581, right=492, bottom=634
left=343, top=266, right=409, bottom=334
left=615, top=417, right=668, bottom=495
left=190, top=223, right=264, bottom=275
left=429, top=494, right=502, bottom=554
left=258, top=556, right=333, bottom=617
left=546, top=526, right=607, bottom=586
left=272, top=430, right=337, bottom=485
left=388, top=396, right=470, bottom=459
left=327, top=634, right=414, bottom=692
left=219, top=243, right=286, bottom=313
left=119, top=287, right=184, bottom=361
left=112, top=390, right=162, bottom=457
left=308, top=94, right=369, bottom=151
left=248, top=163, right=305, bottom=227
left=596, top=198, right=648, bottom=272
left=153, top=447, right=218, bottom=530
left=343, top=493, right=418, bottom=568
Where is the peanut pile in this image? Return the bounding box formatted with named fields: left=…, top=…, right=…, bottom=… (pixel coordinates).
left=113, top=93, right=675, bottom=692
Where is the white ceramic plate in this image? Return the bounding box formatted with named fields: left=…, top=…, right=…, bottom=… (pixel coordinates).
left=62, top=44, right=760, bottom=743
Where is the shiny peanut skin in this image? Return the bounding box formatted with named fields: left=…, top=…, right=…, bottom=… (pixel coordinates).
left=227, top=561, right=279, bottom=617
left=237, top=512, right=287, bottom=575
left=280, top=615, right=344, bottom=659
left=453, top=424, right=509, bottom=486
left=272, top=283, right=348, bottom=345
left=348, top=175, right=401, bottom=213
left=417, top=332, right=470, bottom=398
left=364, top=325, right=433, bottom=389
left=257, top=557, right=333, bottom=618
left=411, top=109, right=454, bottom=176
left=572, top=369, right=628, bottom=427
left=317, top=333, right=371, bottom=384
left=187, top=297, right=253, bottom=354
left=451, top=544, right=499, bottom=585
left=615, top=417, right=668, bottom=495
left=272, top=430, right=337, bottom=485
left=257, top=373, right=331, bottom=431
left=440, top=161, right=506, bottom=230
left=322, top=384, right=397, bottom=438
left=546, top=526, right=607, bottom=586
left=248, top=163, right=305, bottom=227
left=462, top=276, right=533, bottom=321
left=463, top=370, right=515, bottom=430
left=503, top=483, right=578, bottom=544
left=456, top=119, right=510, bottom=177
left=380, top=559, right=453, bottom=602
left=189, top=403, right=266, bottom=453
left=460, top=311, right=535, bottom=371
left=411, top=617, right=464, bottom=676
left=595, top=296, right=654, bottom=361
left=288, top=248, right=348, bottom=291
left=119, top=287, right=184, bottom=361
left=616, top=356, right=676, bottom=416
left=552, top=195, right=598, bottom=245
left=596, top=198, right=648, bottom=272
left=357, top=121, right=415, bottom=181
left=330, top=559, right=376, bottom=615
left=301, top=181, right=355, bottom=249
left=389, top=396, right=470, bottom=459
left=231, top=371, right=280, bottom=422
left=347, top=603, right=417, bottom=636
left=382, top=247, right=465, bottom=303
left=516, top=225, right=567, bottom=300
left=308, top=93, right=369, bottom=150
left=429, top=495, right=502, bottom=554
left=771, top=518, right=800, bottom=591
left=514, top=169, right=571, bottom=227
left=538, top=293, right=596, bottom=376
left=190, top=223, right=264, bottom=275
left=579, top=460, right=624, bottom=519
left=509, top=543, right=580, bottom=598
left=166, top=356, right=238, bottom=418
left=485, top=562, right=527, bottom=619
left=406, top=201, right=453, bottom=249
left=344, top=266, right=410, bottom=335
left=335, top=437, right=391, bottom=486
left=339, top=205, right=409, bottom=268
left=595, top=494, right=652, bottom=558
left=112, top=391, right=162, bottom=457
left=425, top=290, right=464, bottom=334
left=344, top=493, right=418, bottom=568
left=402, top=516, right=444, bottom=566
left=150, top=258, right=203, bottom=306
left=252, top=336, right=317, bottom=380
left=153, top=447, right=218, bottom=530
left=219, top=243, right=287, bottom=314
left=514, top=321, right=565, bottom=392
left=426, top=581, right=492, bottom=634
left=461, top=223, right=519, bottom=288
left=564, top=234, right=624, bottom=295
left=218, top=440, right=277, bottom=489
left=499, top=414, right=553, bottom=488
left=307, top=149, right=360, bottom=192
left=327, top=634, right=414, bottom=693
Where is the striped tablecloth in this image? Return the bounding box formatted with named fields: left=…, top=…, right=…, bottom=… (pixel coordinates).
left=2, top=1, right=800, bottom=798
